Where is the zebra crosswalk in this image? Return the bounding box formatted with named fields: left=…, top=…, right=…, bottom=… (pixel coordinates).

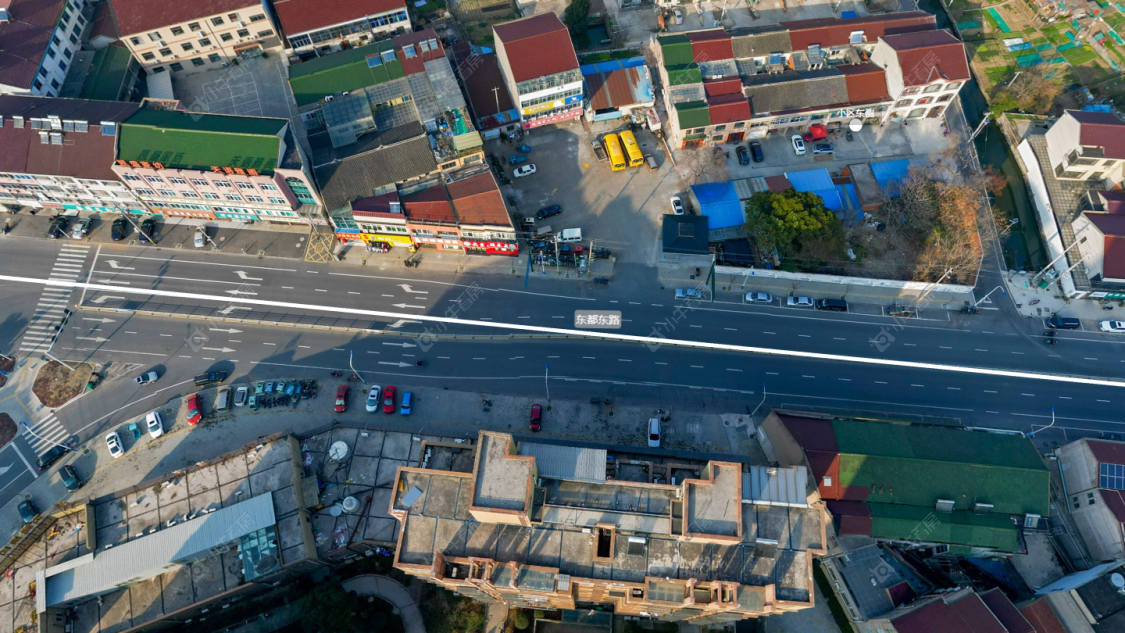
left=23, top=410, right=70, bottom=454
left=18, top=244, right=91, bottom=354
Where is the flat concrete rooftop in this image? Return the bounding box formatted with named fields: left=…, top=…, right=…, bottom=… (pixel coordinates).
left=686, top=463, right=741, bottom=538
left=472, top=433, right=530, bottom=512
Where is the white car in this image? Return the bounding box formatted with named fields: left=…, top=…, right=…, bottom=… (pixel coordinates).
left=71, top=218, right=91, bottom=239
left=513, top=164, right=537, bottom=178
left=787, top=296, right=814, bottom=308
left=134, top=371, right=159, bottom=385
left=672, top=8, right=684, bottom=24
left=365, top=385, right=382, bottom=413
left=648, top=418, right=661, bottom=448
left=791, top=135, right=806, bottom=156
left=234, top=386, right=248, bottom=407
left=746, top=292, right=773, bottom=304
left=105, top=431, right=124, bottom=458
left=193, top=229, right=206, bottom=248
left=145, top=411, right=164, bottom=439
left=671, top=195, right=684, bottom=215
left=1100, top=320, right=1125, bottom=333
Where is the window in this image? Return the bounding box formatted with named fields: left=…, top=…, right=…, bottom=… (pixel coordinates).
left=713, top=124, right=726, bottom=132
left=123, top=173, right=142, bottom=182
left=144, top=176, right=164, bottom=183
left=403, top=44, right=417, bottom=58
left=181, top=42, right=194, bottom=51
left=937, top=94, right=952, bottom=102
left=47, top=47, right=56, bottom=59
left=250, top=13, right=266, bottom=22
left=257, top=30, right=273, bottom=37
left=902, top=87, right=921, bottom=96
left=190, top=178, right=208, bottom=186
left=212, top=17, right=224, bottom=26
left=101, top=121, right=117, bottom=136
left=922, top=83, right=943, bottom=93
left=58, top=60, right=66, bottom=71
left=945, top=82, right=962, bottom=91
left=131, top=37, right=142, bottom=45
left=225, top=194, right=243, bottom=201
left=214, top=180, right=232, bottom=188
left=188, top=22, right=200, bottom=31
left=269, top=197, right=286, bottom=204
left=181, top=191, right=199, bottom=198
left=246, top=195, right=264, bottom=202
left=168, top=177, right=187, bottom=185
left=142, top=52, right=156, bottom=61
left=203, top=192, right=220, bottom=199
left=192, top=58, right=205, bottom=67
left=63, top=48, right=72, bottom=59
left=171, top=26, right=184, bottom=35
left=170, top=62, right=184, bottom=71
left=149, top=32, right=162, bottom=41
left=229, top=13, right=240, bottom=20
left=916, top=97, right=933, bottom=105
left=159, top=189, right=175, bottom=196
left=159, top=48, right=172, bottom=57
left=37, top=68, right=47, bottom=78
left=894, top=99, right=912, bottom=108
left=221, top=33, right=233, bottom=42
left=236, top=182, right=254, bottom=190
left=61, top=10, right=71, bottom=23
left=237, top=29, right=250, bottom=38
left=908, top=108, right=926, bottom=118
left=136, top=188, right=155, bottom=195
left=152, top=66, right=166, bottom=73
left=209, top=54, right=222, bottom=63
left=199, top=38, right=211, bottom=46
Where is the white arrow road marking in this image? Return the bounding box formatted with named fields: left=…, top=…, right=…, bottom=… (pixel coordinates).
left=82, top=317, right=115, bottom=323
left=208, top=327, right=243, bottom=334
left=89, top=295, right=126, bottom=304
left=378, top=361, right=416, bottom=368
left=104, top=260, right=134, bottom=270
left=387, top=319, right=421, bottom=328
left=0, top=465, right=10, bottom=477
left=397, top=284, right=429, bottom=294
left=234, top=271, right=263, bottom=281
left=98, top=279, right=131, bottom=285
left=382, top=342, right=417, bottom=348
left=218, top=306, right=253, bottom=315
left=201, top=346, right=236, bottom=353
left=392, top=303, right=426, bottom=309
left=225, top=289, right=257, bottom=296
left=76, top=336, right=109, bottom=342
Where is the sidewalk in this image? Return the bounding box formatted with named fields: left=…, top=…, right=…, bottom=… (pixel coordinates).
left=341, top=575, right=425, bottom=633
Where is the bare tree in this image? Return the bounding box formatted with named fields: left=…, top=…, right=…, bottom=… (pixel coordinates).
left=675, top=146, right=730, bottom=186
left=991, top=65, right=1063, bottom=115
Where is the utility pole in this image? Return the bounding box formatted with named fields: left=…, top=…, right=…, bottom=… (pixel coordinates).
left=544, top=362, right=550, bottom=404
left=115, top=207, right=154, bottom=243
left=1029, top=407, right=1055, bottom=438
left=1032, top=236, right=1087, bottom=287
left=348, top=349, right=367, bottom=387
left=968, top=112, right=992, bottom=143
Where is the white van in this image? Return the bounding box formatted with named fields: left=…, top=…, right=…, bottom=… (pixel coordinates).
left=215, top=387, right=232, bottom=412
left=558, top=228, right=583, bottom=243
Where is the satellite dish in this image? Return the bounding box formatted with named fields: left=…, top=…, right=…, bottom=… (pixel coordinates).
left=329, top=441, right=350, bottom=462
left=1111, top=573, right=1125, bottom=589
left=849, top=118, right=864, bottom=132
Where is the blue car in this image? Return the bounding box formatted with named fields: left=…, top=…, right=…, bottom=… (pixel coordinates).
left=400, top=392, right=413, bottom=416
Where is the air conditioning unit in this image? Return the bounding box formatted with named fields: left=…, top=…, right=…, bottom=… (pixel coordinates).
left=239, top=21, right=247, bottom=26
left=159, top=40, right=167, bottom=46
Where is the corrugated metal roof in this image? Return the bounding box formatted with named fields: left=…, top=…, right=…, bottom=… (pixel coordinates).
left=45, top=493, right=276, bottom=607
left=786, top=168, right=844, bottom=210
left=540, top=506, right=671, bottom=534
left=518, top=442, right=606, bottom=482
left=743, top=466, right=808, bottom=507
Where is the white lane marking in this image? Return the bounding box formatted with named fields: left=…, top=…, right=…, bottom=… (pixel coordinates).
left=583, top=356, right=596, bottom=359
left=283, top=286, right=294, bottom=289
left=72, top=347, right=167, bottom=357
left=552, top=316, right=564, bottom=319
left=656, top=362, right=668, bottom=365
left=94, top=271, right=261, bottom=286
left=762, top=331, right=775, bottom=335
left=835, top=338, right=847, bottom=341
left=798, top=334, right=810, bottom=338
left=948, top=387, right=960, bottom=390
left=92, top=254, right=296, bottom=271
left=315, top=289, right=327, bottom=292
left=263, top=342, right=277, bottom=346
left=382, top=294, right=395, bottom=298
left=911, top=384, right=924, bottom=387
left=725, top=328, right=737, bottom=331
left=518, top=316, right=530, bottom=319
left=9, top=444, right=38, bottom=478
left=1022, top=393, right=1035, bottom=397
left=690, top=325, right=702, bottom=328
left=692, top=365, right=704, bottom=369
left=349, top=291, right=361, bottom=295
left=1099, top=399, right=1112, bottom=402
left=984, top=390, right=997, bottom=393
left=619, top=359, right=632, bottom=362
left=548, top=355, right=560, bottom=358
left=940, top=346, right=952, bottom=349
left=728, top=368, right=743, bottom=372
left=803, top=375, right=815, bottom=378
left=903, top=343, right=916, bottom=346
left=1059, top=396, right=1072, bottom=400
left=874, top=381, right=887, bottom=384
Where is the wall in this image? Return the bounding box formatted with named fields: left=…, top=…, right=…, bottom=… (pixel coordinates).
left=715, top=265, right=976, bottom=302
left=120, top=4, right=281, bottom=76
left=1017, top=139, right=1081, bottom=297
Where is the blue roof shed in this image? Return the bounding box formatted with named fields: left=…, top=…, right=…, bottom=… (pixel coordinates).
left=785, top=168, right=843, bottom=211
left=691, top=181, right=744, bottom=230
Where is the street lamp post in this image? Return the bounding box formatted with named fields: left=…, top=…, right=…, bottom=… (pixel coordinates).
left=1029, top=407, right=1055, bottom=438
left=348, top=349, right=367, bottom=387
left=544, top=362, right=550, bottom=404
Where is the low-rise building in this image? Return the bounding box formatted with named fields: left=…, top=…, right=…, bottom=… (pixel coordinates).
left=0, top=95, right=146, bottom=214
left=273, top=0, right=410, bottom=56
left=108, top=0, right=282, bottom=76
left=582, top=57, right=655, bottom=123
left=112, top=107, right=324, bottom=223
left=1043, top=110, right=1125, bottom=186
left=493, top=13, right=583, bottom=130
left=1034, top=561, right=1125, bottom=633
left=860, top=587, right=1035, bottom=633
left=448, top=170, right=518, bottom=255
left=450, top=42, right=520, bottom=140
left=389, top=430, right=826, bottom=625
left=1056, top=437, right=1125, bottom=561
left=0, top=0, right=88, bottom=96
left=868, top=29, right=973, bottom=124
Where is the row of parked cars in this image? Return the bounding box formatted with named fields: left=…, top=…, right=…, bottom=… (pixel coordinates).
left=46, top=215, right=159, bottom=242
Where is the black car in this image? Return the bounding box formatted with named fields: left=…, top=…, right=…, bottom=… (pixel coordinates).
left=111, top=217, right=128, bottom=241
left=46, top=216, right=70, bottom=239
left=139, top=218, right=157, bottom=243
left=59, top=464, right=82, bottom=491
left=36, top=445, right=70, bottom=471
left=736, top=145, right=750, bottom=165
left=17, top=500, right=38, bottom=524
left=536, top=204, right=562, bottom=220
left=194, top=370, right=227, bottom=386
left=1047, top=316, right=1081, bottom=330
left=749, top=141, right=764, bottom=163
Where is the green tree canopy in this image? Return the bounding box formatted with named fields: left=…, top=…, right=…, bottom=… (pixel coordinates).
left=563, top=0, right=591, bottom=33
left=744, top=189, right=840, bottom=256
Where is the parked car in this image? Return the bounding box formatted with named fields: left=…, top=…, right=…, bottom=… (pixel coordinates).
left=787, top=296, right=814, bottom=308
left=400, top=392, right=413, bottom=416
left=193, top=371, right=226, bottom=386
left=648, top=418, right=661, bottom=448
left=145, top=411, right=164, bottom=439
left=36, top=445, right=69, bottom=471
left=1047, top=316, right=1081, bottom=330
left=536, top=204, right=562, bottom=220
left=507, top=154, right=528, bottom=166
left=813, top=143, right=835, bottom=155
left=529, top=403, right=543, bottom=432
left=135, top=370, right=159, bottom=385
left=46, top=216, right=69, bottom=239
left=791, top=135, right=806, bottom=156
left=1099, top=320, right=1125, bottom=333
left=193, top=228, right=207, bottom=248
left=365, top=385, right=382, bottom=412
left=672, top=7, right=684, bottom=23
left=17, top=500, right=38, bottom=524
left=383, top=385, right=397, bottom=414
left=745, top=292, right=773, bottom=304
left=816, top=298, right=849, bottom=312
left=185, top=393, right=203, bottom=425
left=59, top=464, right=82, bottom=492
left=676, top=288, right=703, bottom=299
left=71, top=217, right=91, bottom=239
left=234, top=386, right=248, bottom=407
left=111, top=217, right=127, bottom=241
left=670, top=195, right=684, bottom=215
left=736, top=145, right=750, bottom=165
left=105, top=431, right=124, bottom=458
left=513, top=164, right=537, bottom=178
left=749, top=141, right=764, bottom=163
left=139, top=218, right=157, bottom=244
left=334, top=385, right=349, bottom=413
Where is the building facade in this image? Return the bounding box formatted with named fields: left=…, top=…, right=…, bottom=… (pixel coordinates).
left=493, top=13, right=583, bottom=130
left=108, top=0, right=282, bottom=76
left=112, top=108, right=324, bottom=223
left=1042, top=109, right=1125, bottom=186
left=1056, top=438, right=1125, bottom=561
left=273, top=0, right=410, bottom=55
left=0, top=0, right=87, bottom=96
left=0, top=96, right=146, bottom=214
left=868, top=30, right=971, bottom=125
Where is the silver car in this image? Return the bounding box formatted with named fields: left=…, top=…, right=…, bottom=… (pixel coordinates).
left=676, top=288, right=703, bottom=299
left=745, top=292, right=773, bottom=304
left=787, top=296, right=814, bottom=308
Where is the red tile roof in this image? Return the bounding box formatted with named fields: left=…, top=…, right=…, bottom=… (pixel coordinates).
left=765, top=175, right=793, bottom=192
left=0, top=0, right=67, bottom=90
left=351, top=191, right=400, bottom=216
left=90, top=1, right=121, bottom=41
left=1088, top=438, right=1125, bottom=464
left=394, top=28, right=444, bottom=76
left=978, top=589, right=1034, bottom=633
left=707, top=93, right=751, bottom=125
left=273, top=0, right=405, bottom=38
left=1070, top=110, right=1125, bottom=160
left=1101, top=190, right=1125, bottom=214
left=108, top=0, right=265, bottom=37
left=704, top=77, right=743, bottom=98
left=1099, top=489, right=1125, bottom=525
left=1019, top=599, right=1068, bottom=633
left=836, top=63, right=890, bottom=104
left=882, top=30, right=970, bottom=87
left=686, top=29, right=734, bottom=62
left=784, top=11, right=937, bottom=50
left=0, top=96, right=140, bottom=181
left=493, top=13, right=578, bottom=83
left=448, top=172, right=510, bottom=227
left=1085, top=216, right=1125, bottom=280
left=892, top=592, right=1008, bottom=633
left=402, top=184, right=455, bottom=224
left=826, top=500, right=872, bottom=536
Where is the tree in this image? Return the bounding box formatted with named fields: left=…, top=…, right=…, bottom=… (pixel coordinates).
left=990, top=66, right=1063, bottom=115
left=675, top=146, right=729, bottom=186
left=563, top=0, right=590, bottom=34
left=299, top=584, right=404, bottom=633
left=512, top=609, right=533, bottom=630
left=744, top=190, right=842, bottom=258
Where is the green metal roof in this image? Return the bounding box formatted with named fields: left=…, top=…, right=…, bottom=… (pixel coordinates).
left=287, top=41, right=404, bottom=107
left=868, top=504, right=1021, bottom=553
left=675, top=101, right=710, bottom=129
left=118, top=109, right=285, bottom=174
left=659, top=34, right=694, bottom=66
left=79, top=45, right=134, bottom=102
left=666, top=64, right=703, bottom=86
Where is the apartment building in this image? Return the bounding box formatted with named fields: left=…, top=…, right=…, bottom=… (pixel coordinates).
left=655, top=13, right=969, bottom=149
left=1056, top=438, right=1125, bottom=561
left=108, top=0, right=282, bottom=76
left=273, top=0, right=410, bottom=55
left=0, top=95, right=145, bottom=214
left=389, top=430, right=826, bottom=625
left=493, top=13, right=583, bottom=130
left=1042, top=109, right=1125, bottom=185
left=111, top=107, right=323, bottom=223
left=0, top=0, right=88, bottom=96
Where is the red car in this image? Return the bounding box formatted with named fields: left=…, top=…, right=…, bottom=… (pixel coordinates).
left=529, top=404, right=543, bottom=431
left=185, top=393, right=202, bottom=425
left=334, top=385, right=349, bottom=413
left=382, top=385, right=396, bottom=414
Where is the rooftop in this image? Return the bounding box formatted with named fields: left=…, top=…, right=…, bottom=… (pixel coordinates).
left=117, top=108, right=287, bottom=173
left=450, top=44, right=518, bottom=129
left=107, top=0, right=264, bottom=37
left=312, top=124, right=437, bottom=212
left=447, top=171, right=511, bottom=227
left=78, top=45, right=135, bottom=102
left=891, top=589, right=1008, bottom=633
left=472, top=432, right=532, bottom=512
left=273, top=0, right=406, bottom=38
left=493, top=13, right=579, bottom=83
left=1068, top=110, right=1125, bottom=160
left=0, top=0, right=66, bottom=90
left=288, top=39, right=404, bottom=107
left=881, top=30, right=970, bottom=87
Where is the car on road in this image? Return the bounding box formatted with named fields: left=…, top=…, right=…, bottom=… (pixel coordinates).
left=383, top=385, right=397, bottom=414
left=71, top=217, right=91, bottom=239
left=745, top=292, right=773, bottom=304
left=791, top=135, right=806, bottom=156
left=672, top=7, right=683, bottom=23
left=529, top=404, right=543, bottom=432
left=648, top=418, right=661, bottom=448
left=365, top=385, right=382, bottom=412
left=185, top=394, right=203, bottom=425
left=671, top=195, right=684, bottom=215
left=59, top=464, right=82, bottom=492
left=17, top=500, right=38, bottom=524
left=105, top=431, right=123, bottom=458
left=536, top=204, right=562, bottom=220
left=513, top=164, right=537, bottom=178
left=111, top=217, right=127, bottom=241
left=676, top=288, right=702, bottom=299
left=334, top=385, right=349, bottom=413
left=813, top=143, right=834, bottom=155
left=46, top=216, right=69, bottom=239
left=749, top=141, right=764, bottom=163
left=1048, top=317, right=1081, bottom=330
left=193, top=371, right=226, bottom=386
left=1100, top=320, right=1125, bottom=333
left=194, top=228, right=207, bottom=248
left=400, top=392, right=413, bottom=416
left=234, top=386, right=248, bottom=407
left=736, top=145, right=750, bottom=165
left=787, top=296, right=814, bottom=308
left=139, top=218, right=157, bottom=244
left=36, top=445, right=69, bottom=471
left=145, top=411, right=164, bottom=439
left=135, top=370, right=159, bottom=385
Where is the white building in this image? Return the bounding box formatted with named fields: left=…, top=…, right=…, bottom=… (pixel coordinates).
left=273, top=0, right=410, bottom=56
left=0, top=0, right=88, bottom=96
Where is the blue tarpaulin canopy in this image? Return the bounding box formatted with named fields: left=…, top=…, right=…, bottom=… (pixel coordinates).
left=785, top=168, right=843, bottom=211
left=692, top=182, right=744, bottom=230
left=870, top=159, right=910, bottom=196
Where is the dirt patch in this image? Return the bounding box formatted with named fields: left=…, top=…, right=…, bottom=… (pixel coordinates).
left=0, top=413, right=16, bottom=449
left=0, top=355, right=13, bottom=389
left=32, top=361, right=98, bottom=408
